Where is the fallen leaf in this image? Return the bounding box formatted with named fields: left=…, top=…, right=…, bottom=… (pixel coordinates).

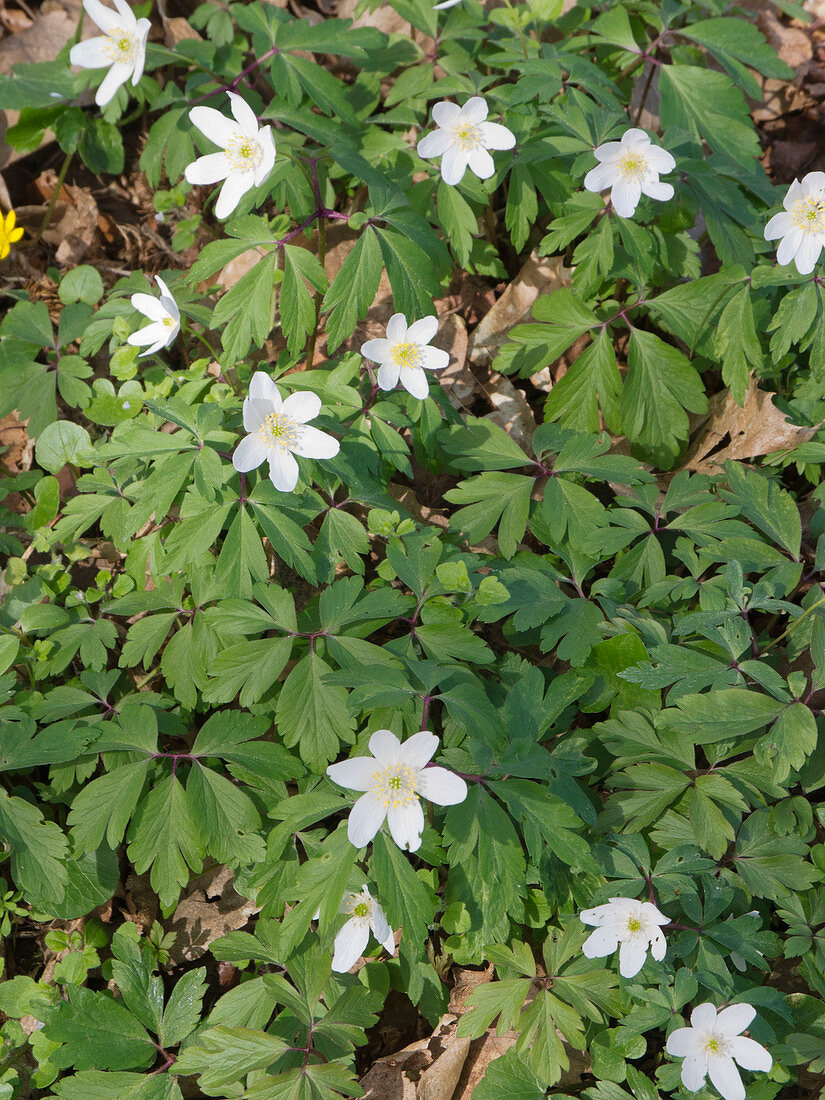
left=685, top=375, right=820, bottom=472
left=468, top=251, right=573, bottom=367
left=165, top=864, right=260, bottom=965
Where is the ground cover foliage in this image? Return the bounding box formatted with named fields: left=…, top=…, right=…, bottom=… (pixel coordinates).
left=2, top=0, right=825, bottom=1096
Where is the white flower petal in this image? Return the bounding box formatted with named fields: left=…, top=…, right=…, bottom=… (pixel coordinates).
left=387, top=798, right=425, bottom=851
left=715, top=1004, right=756, bottom=1037
left=440, top=146, right=468, bottom=186
left=467, top=146, right=495, bottom=180
left=460, top=96, right=488, bottom=124
left=370, top=902, right=395, bottom=954
left=433, top=0, right=462, bottom=8
left=667, top=1028, right=704, bottom=1058
left=386, top=313, right=408, bottom=343
left=255, top=126, right=277, bottom=187
left=610, top=179, right=642, bottom=218
left=649, top=927, right=667, bottom=961
left=377, top=361, right=401, bottom=391
left=361, top=338, right=392, bottom=364
left=783, top=178, right=804, bottom=209
left=326, top=756, right=378, bottom=792
left=618, top=936, right=647, bottom=978
left=130, top=293, right=167, bottom=322
left=645, top=145, right=675, bottom=173
left=728, top=1037, right=772, bottom=1072
left=419, top=345, right=450, bottom=370
left=803, top=170, right=825, bottom=193
left=243, top=397, right=271, bottom=433
left=331, top=918, right=370, bottom=973
left=82, top=0, right=122, bottom=34
left=581, top=925, right=620, bottom=958
left=185, top=152, right=231, bottom=186
left=267, top=447, right=300, bottom=492
left=579, top=904, right=614, bottom=927
left=641, top=179, right=673, bottom=203
left=690, top=1004, right=718, bottom=1033
left=348, top=792, right=387, bottom=849
left=794, top=233, right=822, bottom=275
left=708, top=1056, right=745, bottom=1100
left=249, top=372, right=282, bottom=407
left=584, top=162, right=616, bottom=194
left=215, top=171, right=254, bottom=220
left=227, top=91, right=259, bottom=135
left=127, top=321, right=167, bottom=350
left=405, top=317, right=439, bottom=345
left=188, top=105, right=239, bottom=148
left=154, top=275, right=174, bottom=306
left=69, top=36, right=110, bottom=68
left=415, top=765, right=467, bottom=805
left=764, top=210, right=793, bottom=241
left=291, top=424, right=339, bottom=460
left=641, top=902, right=670, bottom=925
left=681, top=1052, right=709, bottom=1093
left=622, top=127, right=650, bottom=147
left=112, top=0, right=137, bottom=26
left=232, top=433, right=268, bottom=473
left=417, top=129, right=454, bottom=160
left=593, top=141, right=624, bottom=162
left=400, top=366, right=430, bottom=399
left=369, top=729, right=402, bottom=766
left=281, top=390, right=321, bottom=424
left=131, top=18, right=151, bottom=85
left=399, top=730, right=439, bottom=770
left=479, top=121, right=516, bottom=151
left=96, top=62, right=131, bottom=106
left=432, top=101, right=462, bottom=128
left=776, top=227, right=803, bottom=266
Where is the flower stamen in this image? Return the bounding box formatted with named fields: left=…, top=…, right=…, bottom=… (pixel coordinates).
left=372, top=764, right=417, bottom=809
left=791, top=195, right=825, bottom=235
left=258, top=412, right=300, bottom=450
left=226, top=133, right=264, bottom=173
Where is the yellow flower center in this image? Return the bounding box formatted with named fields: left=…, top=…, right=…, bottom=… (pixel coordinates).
left=162, top=316, right=176, bottom=328
left=705, top=1036, right=727, bottom=1056
left=452, top=122, right=482, bottom=151
left=353, top=902, right=370, bottom=919
left=626, top=916, right=642, bottom=933
left=792, top=195, right=825, bottom=235
left=226, top=133, right=263, bottom=173
left=617, top=152, right=648, bottom=183
left=104, top=28, right=137, bottom=63
left=372, top=764, right=417, bottom=809
left=392, top=342, right=421, bottom=370
left=258, top=412, right=299, bottom=450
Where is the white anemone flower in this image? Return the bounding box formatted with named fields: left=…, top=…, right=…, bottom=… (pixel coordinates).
left=417, top=97, right=515, bottom=186
left=232, top=371, right=340, bottom=493
left=764, top=172, right=825, bottom=275
left=127, top=275, right=180, bottom=357
left=69, top=0, right=151, bottom=108
left=433, top=0, right=462, bottom=8
left=360, top=313, right=449, bottom=399
left=330, top=886, right=395, bottom=973
left=666, top=1003, right=772, bottom=1100
left=185, top=92, right=276, bottom=220
left=579, top=896, right=669, bottom=978
left=584, top=128, right=675, bottom=218
left=326, top=730, right=468, bottom=852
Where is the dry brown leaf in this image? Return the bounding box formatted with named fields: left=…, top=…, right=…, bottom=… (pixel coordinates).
left=0, top=414, right=33, bottom=475
left=360, top=1014, right=469, bottom=1100
left=685, top=376, right=820, bottom=472
left=758, top=9, right=813, bottom=69
left=482, top=374, right=536, bottom=451
left=436, top=313, right=474, bottom=411
left=165, top=865, right=260, bottom=965
left=467, top=251, right=572, bottom=367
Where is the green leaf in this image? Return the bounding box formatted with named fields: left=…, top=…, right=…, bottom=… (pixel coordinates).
left=445, top=473, right=532, bottom=558
left=59, top=266, right=105, bottom=306
left=322, top=227, right=382, bottom=352
left=69, top=761, right=150, bottom=853
left=79, top=117, right=124, bottom=174
left=620, top=329, right=706, bottom=468
left=440, top=417, right=531, bottom=472
left=659, top=65, right=761, bottom=162
left=0, top=787, right=67, bottom=906
left=43, top=985, right=155, bottom=1072
left=49, top=1072, right=183, bottom=1099
left=437, top=180, right=477, bottom=267
left=34, top=421, right=93, bottom=473
left=160, top=968, right=207, bottom=1048
left=720, top=461, right=802, bottom=559
left=275, top=653, right=356, bottom=771
left=544, top=331, right=623, bottom=434
left=471, top=1047, right=545, bottom=1100
left=371, top=831, right=436, bottom=960
left=174, top=1026, right=290, bottom=1091
left=280, top=245, right=329, bottom=355
left=679, top=18, right=793, bottom=98
left=755, top=702, right=818, bottom=783
left=213, top=253, right=279, bottom=363
left=127, top=775, right=204, bottom=911
left=187, top=764, right=265, bottom=865
left=714, top=285, right=762, bottom=405
left=666, top=688, right=785, bottom=742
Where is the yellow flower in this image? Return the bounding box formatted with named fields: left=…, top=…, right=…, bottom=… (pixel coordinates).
left=0, top=210, right=24, bottom=261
